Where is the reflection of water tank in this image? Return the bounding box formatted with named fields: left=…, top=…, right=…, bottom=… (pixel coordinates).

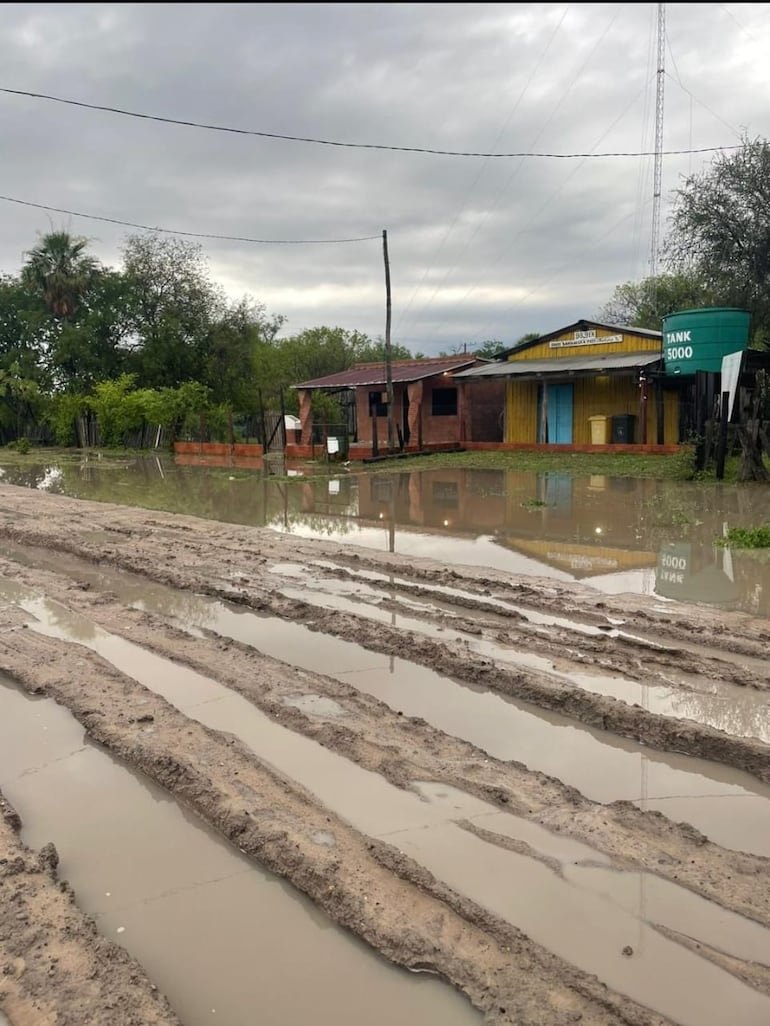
left=656, top=543, right=739, bottom=608
left=663, top=307, right=750, bottom=376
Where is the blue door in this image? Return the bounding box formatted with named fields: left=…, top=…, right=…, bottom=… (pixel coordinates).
left=537, top=383, right=574, bottom=443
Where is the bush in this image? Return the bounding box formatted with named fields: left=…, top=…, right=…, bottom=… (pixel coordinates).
left=716, top=525, right=770, bottom=549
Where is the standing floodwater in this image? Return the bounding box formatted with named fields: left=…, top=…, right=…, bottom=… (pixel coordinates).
left=1, top=454, right=768, bottom=615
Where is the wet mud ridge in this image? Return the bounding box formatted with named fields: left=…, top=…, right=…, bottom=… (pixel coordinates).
left=0, top=485, right=769, bottom=1026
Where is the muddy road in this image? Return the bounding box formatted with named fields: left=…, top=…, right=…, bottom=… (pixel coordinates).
left=0, top=484, right=768, bottom=1026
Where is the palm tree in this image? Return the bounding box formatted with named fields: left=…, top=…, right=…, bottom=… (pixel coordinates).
left=21, top=230, right=99, bottom=320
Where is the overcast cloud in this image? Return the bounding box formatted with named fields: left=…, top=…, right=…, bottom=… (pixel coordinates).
left=2, top=2, right=770, bottom=355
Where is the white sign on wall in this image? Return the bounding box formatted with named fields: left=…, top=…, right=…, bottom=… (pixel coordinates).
left=549, top=331, right=623, bottom=350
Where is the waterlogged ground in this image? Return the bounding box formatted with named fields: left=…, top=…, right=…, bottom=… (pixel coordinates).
left=1, top=451, right=769, bottom=615
left=0, top=458, right=769, bottom=1026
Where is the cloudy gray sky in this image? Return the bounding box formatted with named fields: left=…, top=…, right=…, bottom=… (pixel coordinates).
left=2, top=3, right=769, bottom=355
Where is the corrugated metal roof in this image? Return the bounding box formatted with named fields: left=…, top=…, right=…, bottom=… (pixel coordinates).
left=293, top=356, right=476, bottom=390
left=455, top=350, right=662, bottom=380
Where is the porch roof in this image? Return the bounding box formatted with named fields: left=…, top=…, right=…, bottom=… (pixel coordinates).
left=454, top=350, right=662, bottom=382
left=294, top=355, right=476, bottom=390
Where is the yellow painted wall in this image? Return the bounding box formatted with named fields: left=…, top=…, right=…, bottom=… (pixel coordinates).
left=505, top=380, right=538, bottom=442
left=504, top=376, right=681, bottom=444
left=508, top=326, right=660, bottom=362
left=574, top=377, right=638, bottom=443
left=500, top=325, right=685, bottom=444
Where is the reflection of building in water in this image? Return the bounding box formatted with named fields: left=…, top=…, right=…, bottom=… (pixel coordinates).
left=655, top=541, right=763, bottom=612
left=354, top=470, right=661, bottom=577
left=283, top=468, right=770, bottom=616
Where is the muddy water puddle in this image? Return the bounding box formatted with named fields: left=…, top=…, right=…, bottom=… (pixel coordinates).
left=270, top=570, right=770, bottom=743
left=0, top=547, right=768, bottom=858
left=0, top=677, right=481, bottom=1026
left=5, top=605, right=770, bottom=1026
left=2, top=459, right=770, bottom=617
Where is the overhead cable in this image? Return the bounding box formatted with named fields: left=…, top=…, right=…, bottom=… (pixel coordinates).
left=0, top=86, right=739, bottom=159
left=0, top=194, right=379, bottom=244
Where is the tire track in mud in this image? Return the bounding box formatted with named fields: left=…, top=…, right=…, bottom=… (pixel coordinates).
left=1, top=488, right=769, bottom=1025
left=3, top=584, right=770, bottom=1026
left=1, top=548, right=769, bottom=932
left=0, top=490, right=767, bottom=786
left=0, top=611, right=680, bottom=1026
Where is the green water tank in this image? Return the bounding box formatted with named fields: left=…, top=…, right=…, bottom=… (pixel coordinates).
left=662, top=307, right=750, bottom=375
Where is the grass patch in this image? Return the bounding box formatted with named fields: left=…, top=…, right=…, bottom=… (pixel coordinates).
left=349, top=448, right=697, bottom=480
left=716, top=525, right=770, bottom=549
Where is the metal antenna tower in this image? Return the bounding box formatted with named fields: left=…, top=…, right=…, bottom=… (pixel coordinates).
left=649, top=2, right=666, bottom=278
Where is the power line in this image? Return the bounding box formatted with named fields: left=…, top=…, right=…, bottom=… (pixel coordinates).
left=0, top=86, right=739, bottom=160
left=0, top=194, right=380, bottom=244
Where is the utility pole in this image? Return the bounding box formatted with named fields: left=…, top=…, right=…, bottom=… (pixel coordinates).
left=650, top=2, right=666, bottom=282
left=383, top=229, right=396, bottom=452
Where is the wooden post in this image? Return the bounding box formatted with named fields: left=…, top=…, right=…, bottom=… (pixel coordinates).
left=655, top=379, right=665, bottom=445
left=371, top=411, right=379, bottom=457
left=694, top=371, right=707, bottom=471
left=639, top=375, right=648, bottom=445
left=258, top=389, right=268, bottom=451
left=383, top=229, right=396, bottom=453
left=540, top=383, right=549, bottom=443
left=715, top=391, right=730, bottom=480
left=279, top=388, right=287, bottom=452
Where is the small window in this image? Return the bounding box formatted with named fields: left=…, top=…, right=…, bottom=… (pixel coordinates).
left=368, top=390, right=388, bottom=417
left=431, top=387, right=457, bottom=417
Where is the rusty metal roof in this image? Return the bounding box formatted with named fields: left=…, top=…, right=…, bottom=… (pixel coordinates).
left=293, top=356, right=477, bottom=390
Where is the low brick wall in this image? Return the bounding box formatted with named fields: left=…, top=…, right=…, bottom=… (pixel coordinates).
left=173, top=442, right=264, bottom=457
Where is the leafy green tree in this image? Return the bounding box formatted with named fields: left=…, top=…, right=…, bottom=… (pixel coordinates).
left=207, top=297, right=285, bottom=408
left=349, top=336, right=413, bottom=363
left=0, top=361, right=44, bottom=441
left=122, top=234, right=223, bottom=388
left=50, top=270, right=132, bottom=391
left=0, top=274, right=51, bottom=379
left=472, top=339, right=506, bottom=359
left=665, top=135, right=770, bottom=344
left=278, top=326, right=356, bottom=384
left=21, top=231, right=100, bottom=320
left=598, top=273, right=713, bottom=331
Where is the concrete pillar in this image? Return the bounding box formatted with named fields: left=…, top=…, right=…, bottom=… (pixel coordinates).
left=407, top=381, right=423, bottom=449
left=298, top=389, right=313, bottom=446
left=457, top=381, right=470, bottom=443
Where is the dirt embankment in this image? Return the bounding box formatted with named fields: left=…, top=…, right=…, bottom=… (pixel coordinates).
left=0, top=486, right=769, bottom=1026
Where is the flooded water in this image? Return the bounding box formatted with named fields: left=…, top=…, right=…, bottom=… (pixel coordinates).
left=1, top=454, right=770, bottom=615
left=4, top=601, right=770, bottom=1026
left=0, top=677, right=481, bottom=1026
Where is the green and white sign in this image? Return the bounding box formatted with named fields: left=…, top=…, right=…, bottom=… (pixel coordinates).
left=663, top=307, right=750, bottom=375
